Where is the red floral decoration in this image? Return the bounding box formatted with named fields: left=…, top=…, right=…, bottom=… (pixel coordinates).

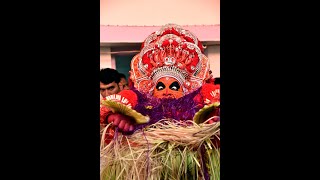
left=200, top=83, right=220, bottom=105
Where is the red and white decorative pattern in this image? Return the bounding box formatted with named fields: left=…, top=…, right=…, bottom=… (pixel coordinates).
left=130, top=24, right=212, bottom=95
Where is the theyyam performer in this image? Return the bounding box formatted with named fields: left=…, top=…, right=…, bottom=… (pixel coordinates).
left=100, top=23, right=220, bottom=180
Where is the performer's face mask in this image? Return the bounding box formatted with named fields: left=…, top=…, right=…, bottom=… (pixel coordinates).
left=153, top=77, right=184, bottom=99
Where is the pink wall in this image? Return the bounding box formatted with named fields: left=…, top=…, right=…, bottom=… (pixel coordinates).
left=207, top=46, right=220, bottom=78
left=100, top=0, right=219, bottom=26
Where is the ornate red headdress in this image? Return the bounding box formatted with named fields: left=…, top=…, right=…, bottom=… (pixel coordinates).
left=130, top=24, right=213, bottom=95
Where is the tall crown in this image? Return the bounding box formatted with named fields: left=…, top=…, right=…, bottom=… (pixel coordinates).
left=130, top=24, right=212, bottom=95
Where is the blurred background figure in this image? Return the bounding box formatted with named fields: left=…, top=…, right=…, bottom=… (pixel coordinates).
left=100, top=68, right=121, bottom=98
left=118, top=73, right=129, bottom=90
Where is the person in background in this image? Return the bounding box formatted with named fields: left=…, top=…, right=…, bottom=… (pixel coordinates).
left=118, top=73, right=129, bottom=90
left=100, top=68, right=122, bottom=138
left=100, top=68, right=121, bottom=98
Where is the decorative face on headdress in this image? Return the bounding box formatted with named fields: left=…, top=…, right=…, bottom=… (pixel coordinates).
left=130, top=24, right=212, bottom=99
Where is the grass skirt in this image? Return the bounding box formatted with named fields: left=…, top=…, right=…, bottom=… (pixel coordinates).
left=100, top=119, right=220, bottom=180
